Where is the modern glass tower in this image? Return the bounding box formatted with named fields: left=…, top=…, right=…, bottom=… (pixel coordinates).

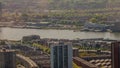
left=0, top=49, right=16, bottom=68
left=50, top=42, right=73, bottom=68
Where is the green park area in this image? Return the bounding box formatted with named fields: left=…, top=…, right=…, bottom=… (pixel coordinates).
left=32, top=43, right=50, bottom=54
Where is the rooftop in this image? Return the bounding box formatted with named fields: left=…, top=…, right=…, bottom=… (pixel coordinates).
left=0, top=49, right=15, bottom=52
left=89, top=59, right=111, bottom=68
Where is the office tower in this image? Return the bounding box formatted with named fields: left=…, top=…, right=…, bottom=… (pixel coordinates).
left=50, top=42, right=73, bottom=68
left=0, top=49, right=16, bottom=68
left=111, top=42, right=120, bottom=68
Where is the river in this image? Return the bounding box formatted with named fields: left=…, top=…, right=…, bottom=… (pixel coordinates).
left=0, top=27, right=120, bottom=40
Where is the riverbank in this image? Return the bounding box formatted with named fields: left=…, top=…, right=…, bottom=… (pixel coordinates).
left=1, top=25, right=82, bottom=30
left=1, top=26, right=120, bottom=33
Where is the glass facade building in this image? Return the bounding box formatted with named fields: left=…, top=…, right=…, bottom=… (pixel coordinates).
left=51, top=42, right=72, bottom=68
left=0, top=50, right=16, bottom=68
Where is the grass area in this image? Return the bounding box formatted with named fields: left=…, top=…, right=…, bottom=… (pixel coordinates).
left=32, top=43, right=50, bottom=53
left=73, top=45, right=110, bottom=51
left=73, top=62, right=81, bottom=68
left=79, top=52, right=97, bottom=57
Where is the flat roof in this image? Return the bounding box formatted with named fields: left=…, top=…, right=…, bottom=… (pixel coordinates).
left=0, top=49, right=15, bottom=52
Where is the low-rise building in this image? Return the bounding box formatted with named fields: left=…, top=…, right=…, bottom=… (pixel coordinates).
left=22, top=35, right=40, bottom=43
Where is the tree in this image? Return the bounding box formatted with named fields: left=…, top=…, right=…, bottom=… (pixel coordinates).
left=21, top=13, right=29, bottom=21
left=89, top=18, right=98, bottom=23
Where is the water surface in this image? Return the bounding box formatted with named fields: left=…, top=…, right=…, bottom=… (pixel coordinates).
left=1, top=27, right=120, bottom=40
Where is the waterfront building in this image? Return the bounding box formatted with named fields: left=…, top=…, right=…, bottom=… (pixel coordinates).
left=83, top=22, right=108, bottom=32
left=111, top=22, right=120, bottom=32
left=21, top=35, right=40, bottom=43
left=50, top=42, right=73, bottom=68
left=111, top=42, right=120, bottom=68
left=0, top=49, right=16, bottom=68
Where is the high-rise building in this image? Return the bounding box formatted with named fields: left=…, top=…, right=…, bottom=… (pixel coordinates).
left=111, top=42, right=120, bottom=68
left=0, top=49, right=16, bottom=68
left=50, top=42, right=73, bottom=68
